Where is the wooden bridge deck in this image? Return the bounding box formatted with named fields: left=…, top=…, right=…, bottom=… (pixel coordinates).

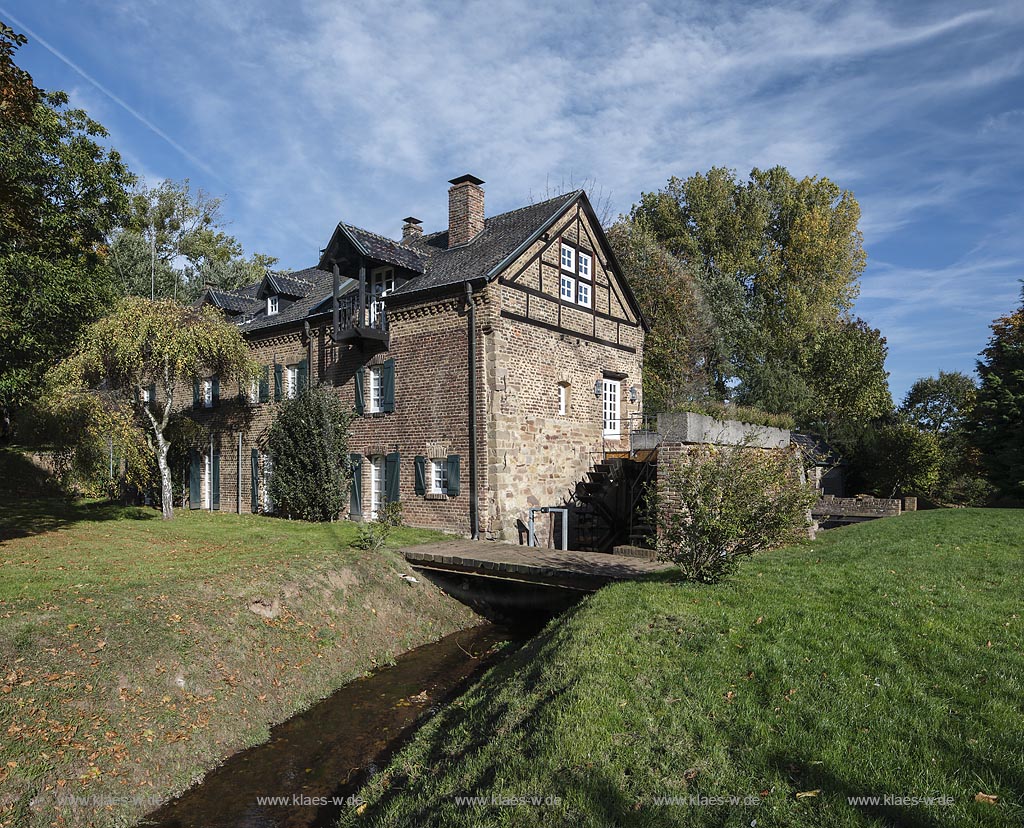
left=401, top=539, right=670, bottom=592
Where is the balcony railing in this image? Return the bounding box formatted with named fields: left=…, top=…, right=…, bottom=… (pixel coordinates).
left=334, top=294, right=389, bottom=343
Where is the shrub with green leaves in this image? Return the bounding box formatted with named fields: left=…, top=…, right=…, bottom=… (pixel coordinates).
left=352, top=501, right=404, bottom=551
left=266, top=385, right=354, bottom=521
left=653, top=444, right=815, bottom=583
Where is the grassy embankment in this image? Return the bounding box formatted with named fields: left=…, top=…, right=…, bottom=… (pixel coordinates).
left=0, top=448, right=479, bottom=828
left=344, top=509, right=1024, bottom=828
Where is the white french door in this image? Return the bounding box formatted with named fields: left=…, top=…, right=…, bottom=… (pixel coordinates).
left=602, top=379, right=620, bottom=438
left=370, top=456, right=385, bottom=519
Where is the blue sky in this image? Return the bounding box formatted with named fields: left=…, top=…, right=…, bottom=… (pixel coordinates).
left=4, top=0, right=1023, bottom=400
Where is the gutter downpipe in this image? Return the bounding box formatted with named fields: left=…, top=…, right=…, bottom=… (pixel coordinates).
left=465, top=281, right=480, bottom=540
left=331, top=261, right=340, bottom=340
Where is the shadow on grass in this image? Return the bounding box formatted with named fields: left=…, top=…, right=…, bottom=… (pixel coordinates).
left=345, top=601, right=646, bottom=828
left=0, top=496, right=158, bottom=542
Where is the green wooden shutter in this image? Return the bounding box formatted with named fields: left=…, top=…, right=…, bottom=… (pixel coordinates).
left=211, top=449, right=221, bottom=510
left=446, top=455, right=461, bottom=496
left=192, top=379, right=200, bottom=410
left=414, top=456, right=426, bottom=495
left=212, top=376, right=220, bottom=407
left=250, top=449, right=259, bottom=513
left=297, top=359, right=308, bottom=392
left=381, top=359, right=395, bottom=413
left=274, top=364, right=283, bottom=402
left=354, top=367, right=365, bottom=415
left=188, top=450, right=201, bottom=508
left=349, top=453, right=362, bottom=516
left=148, top=383, right=157, bottom=411
left=385, top=452, right=400, bottom=503
left=258, top=366, right=269, bottom=403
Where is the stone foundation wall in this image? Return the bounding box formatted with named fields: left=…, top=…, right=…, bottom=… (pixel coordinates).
left=811, top=494, right=903, bottom=518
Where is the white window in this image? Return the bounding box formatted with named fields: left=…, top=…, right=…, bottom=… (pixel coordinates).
left=430, top=459, right=448, bottom=495
left=249, top=378, right=259, bottom=403
left=267, top=295, right=279, bottom=316
left=558, top=384, right=567, bottom=416
left=141, top=387, right=150, bottom=404
left=285, top=366, right=298, bottom=399
left=578, top=251, right=592, bottom=280
left=370, top=456, right=385, bottom=519
left=368, top=267, right=394, bottom=327
left=560, top=274, right=575, bottom=302
left=202, top=379, right=213, bottom=408
left=261, top=452, right=274, bottom=512
left=577, top=281, right=591, bottom=308
left=560, top=243, right=575, bottom=272
left=368, top=365, right=383, bottom=413
left=602, top=378, right=620, bottom=437
left=203, top=450, right=212, bottom=509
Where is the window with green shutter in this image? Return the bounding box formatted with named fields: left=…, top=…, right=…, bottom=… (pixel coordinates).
left=274, top=364, right=283, bottom=402
left=212, top=376, right=220, bottom=407
left=354, top=367, right=365, bottom=415
left=211, top=449, right=221, bottom=510
left=446, top=455, right=461, bottom=496
left=381, top=359, right=395, bottom=413
left=349, top=453, right=362, bottom=516
left=148, top=383, right=157, bottom=411
left=189, top=450, right=201, bottom=508
left=413, top=456, right=426, bottom=495
left=192, top=379, right=200, bottom=410
left=385, top=452, right=400, bottom=503
left=258, top=366, right=270, bottom=403
left=297, top=359, right=308, bottom=392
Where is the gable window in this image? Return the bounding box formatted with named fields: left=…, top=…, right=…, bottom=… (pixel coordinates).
left=430, top=458, right=448, bottom=495
left=560, top=273, right=575, bottom=302
left=560, top=243, right=575, bottom=272
left=577, top=281, right=591, bottom=308
left=578, top=251, right=592, bottom=280
left=267, top=295, right=279, bottom=316
left=602, top=378, right=620, bottom=438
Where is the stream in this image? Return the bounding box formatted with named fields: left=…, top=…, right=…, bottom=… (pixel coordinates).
left=138, top=624, right=517, bottom=828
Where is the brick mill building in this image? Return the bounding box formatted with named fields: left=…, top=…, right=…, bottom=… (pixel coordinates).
left=190, top=176, right=647, bottom=543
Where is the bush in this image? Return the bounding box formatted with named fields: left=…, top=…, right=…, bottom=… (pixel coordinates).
left=668, top=401, right=796, bottom=431
left=352, top=501, right=404, bottom=551
left=653, top=444, right=815, bottom=583
left=266, top=385, right=354, bottom=521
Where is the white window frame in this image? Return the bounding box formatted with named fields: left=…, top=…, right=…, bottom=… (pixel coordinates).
left=430, top=458, right=448, bottom=495
left=560, top=243, right=575, bottom=272
left=141, top=387, right=150, bottom=404
left=202, top=379, right=213, bottom=409
left=261, top=452, right=274, bottom=512
left=368, top=365, right=383, bottom=413
left=285, top=365, right=298, bottom=399
left=578, top=251, right=592, bottom=280
left=560, top=273, right=575, bottom=302
left=267, top=295, right=279, bottom=316
left=203, top=449, right=212, bottom=509
left=602, top=378, right=620, bottom=438
left=249, top=378, right=259, bottom=404
left=370, top=455, right=385, bottom=519
left=558, top=384, right=567, bottom=416
left=577, top=281, right=591, bottom=308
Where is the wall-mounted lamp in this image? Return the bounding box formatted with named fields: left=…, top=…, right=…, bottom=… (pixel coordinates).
left=593, top=379, right=603, bottom=399
left=628, top=385, right=639, bottom=403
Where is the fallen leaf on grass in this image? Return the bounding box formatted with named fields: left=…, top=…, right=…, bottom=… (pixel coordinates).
left=974, top=792, right=999, bottom=804
left=794, top=790, right=820, bottom=799
left=683, top=768, right=699, bottom=782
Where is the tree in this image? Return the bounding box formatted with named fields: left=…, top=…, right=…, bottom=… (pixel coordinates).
left=266, top=386, right=354, bottom=521
left=606, top=217, right=716, bottom=409
left=973, top=296, right=1024, bottom=500
left=46, top=298, right=254, bottom=519
left=860, top=418, right=942, bottom=498
left=0, top=27, right=134, bottom=420
left=630, top=167, right=866, bottom=405
left=107, top=179, right=277, bottom=301
left=902, top=371, right=977, bottom=434
left=653, top=445, right=815, bottom=583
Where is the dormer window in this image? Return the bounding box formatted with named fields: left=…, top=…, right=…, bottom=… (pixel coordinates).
left=267, top=295, right=279, bottom=316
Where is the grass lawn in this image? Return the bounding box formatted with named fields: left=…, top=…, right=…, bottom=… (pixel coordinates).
left=0, top=451, right=478, bottom=828
left=342, top=509, right=1024, bottom=828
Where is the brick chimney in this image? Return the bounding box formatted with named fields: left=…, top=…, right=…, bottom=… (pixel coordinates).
left=401, top=216, right=423, bottom=244
left=447, top=174, right=485, bottom=247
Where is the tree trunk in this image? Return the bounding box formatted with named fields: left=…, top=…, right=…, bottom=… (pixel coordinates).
left=158, top=441, right=174, bottom=520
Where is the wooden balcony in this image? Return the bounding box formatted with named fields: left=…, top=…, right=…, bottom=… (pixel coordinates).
left=333, top=297, right=389, bottom=346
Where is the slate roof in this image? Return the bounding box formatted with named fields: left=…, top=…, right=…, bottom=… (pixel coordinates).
left=792, top=432, right=844, bottom=466
left=203, top=190, right=588, bottom=332
left=395, top=191, right=580, bottom=297
left=339, top=224, right=425, bottom=273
